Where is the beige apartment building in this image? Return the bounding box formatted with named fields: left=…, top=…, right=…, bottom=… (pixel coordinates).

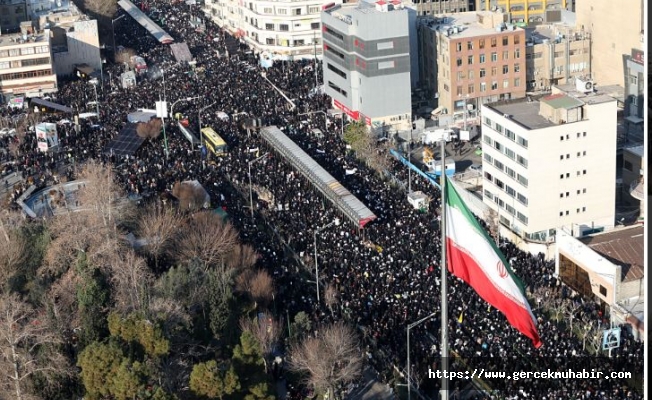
left=420, top=11, right=526, bottom=119
left=525, top=22, right=590, bottom=91
left=50, top=19, right=101, bottom=77
left=0, top=27, right=57, bottom=103
left=575, top=0, right=644, bottom=86
left=475, top=0, right=567, bottom=25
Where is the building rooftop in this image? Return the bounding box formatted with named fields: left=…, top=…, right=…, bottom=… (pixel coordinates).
left=624, top=145, right=644, bottom=158
left=0, top=32, right=48, bottom=48
left=490, top=99, right=555, bottom=129
left=540, top=93, right=583, bottom=109
left=424, top=11, right=522, bottom=39
left=580, top=226, right=644, bottom=283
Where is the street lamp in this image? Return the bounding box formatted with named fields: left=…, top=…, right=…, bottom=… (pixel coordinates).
left=313, top=218, right=340, bottom=303
left=111, top=14, right=127, bottom=58
left=247, top=152, right=269, bottom=220
left=407, top=312, right=438, bottom=400
left=88, top=79, right=99, bottom=117
left=170, top=96, right=203, bottom=122
left=199, top=102, right=217, bottom=167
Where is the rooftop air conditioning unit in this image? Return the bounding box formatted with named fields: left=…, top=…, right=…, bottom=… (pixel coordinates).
left=575, top=77, right=594, bottom=93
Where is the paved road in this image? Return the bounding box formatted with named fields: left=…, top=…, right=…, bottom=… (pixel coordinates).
left=347, top=367, right=395, bottom=400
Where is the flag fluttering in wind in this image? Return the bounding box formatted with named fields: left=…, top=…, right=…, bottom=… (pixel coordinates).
left=444, top=177, right=542, bottom=348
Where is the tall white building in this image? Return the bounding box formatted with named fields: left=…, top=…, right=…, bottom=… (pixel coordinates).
left=480, top=80, right=617, bottom=242
left=204, top=0, right=339, bottom=59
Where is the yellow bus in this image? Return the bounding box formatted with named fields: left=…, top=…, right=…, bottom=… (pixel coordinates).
left=200, top=127, right=228, bottom=156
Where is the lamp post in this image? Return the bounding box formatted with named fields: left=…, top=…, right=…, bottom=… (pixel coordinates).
left=248, top=152, right=269, bottom=221
left=313, top=218, right=340, bottom=303
left=170, top=96, right=203, bottom=122
left=111, top=14, right=126, bottom=58
left=199, top=101, right=217, bottom=167
left=407, top=312, right=438, bottom=400
left=88, top=79, right=99, bottom=118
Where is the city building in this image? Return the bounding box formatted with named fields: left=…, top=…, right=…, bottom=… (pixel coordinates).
left=49, top=19, right=102, bottom=77
left=0, top=25, right=57, bottom=103
left=556, top=227, right=644, bottom=340
left=203, top=0, right=336, bottom=60
left=480, top=82, right=617, bottom=243
left=0, top=0, right=29, bottom=32
left=620, top=145, right=644, bottom=220
left=412, top=0, right=472, bottom=17
left=475, top=0, right=568, bottom=25
left=321, top=0, right=415, bottom=134
left=622, top=48, right=644, bottom=136
left=575, top=0, right=644, bottom=86
left=420, top=11, right=526, bottom=122
left=525, top=22, right=590, bottom=92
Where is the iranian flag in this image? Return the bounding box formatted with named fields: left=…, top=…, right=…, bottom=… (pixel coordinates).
left=444, top=178, right=542, bottom=348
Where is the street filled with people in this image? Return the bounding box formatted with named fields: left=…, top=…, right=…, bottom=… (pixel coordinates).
left=0, top=0, right=644, bottom=398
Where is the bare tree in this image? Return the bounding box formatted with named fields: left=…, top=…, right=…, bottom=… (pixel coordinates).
left=563, top=298, right=582, bottom=332
left=239, top=313, right=282, bottom=373
left=0, top=293, right=71, bottom=400
left=76, top=159, right=131, bottom=229
left=108, top=249, right=152, bottom=313
left=176, top=211, right=239, bottom=271
left=114, top=47, right=136, bottom=64
left=0, top=215, right=26, bottom=291
left=289, top=322, right=364, bottom=399
left=136, top=118, right=162, bottom=139
left=249, top=270, right=275, bottom=310
left=137, top=204, right=184, bottom=268
left=225, top=244, right=259, bottom=271
left=324, top=284, right=339, bottom=317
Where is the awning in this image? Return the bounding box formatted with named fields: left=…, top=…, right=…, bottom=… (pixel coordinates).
left=170, top=42, right=192, bottom=63
left=31, top=98, right=74, bottom=114
left=625, top=116, right=644, bottom=124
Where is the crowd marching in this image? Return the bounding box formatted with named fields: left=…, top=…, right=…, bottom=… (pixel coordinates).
left=0, top=0, right=643, bottom=398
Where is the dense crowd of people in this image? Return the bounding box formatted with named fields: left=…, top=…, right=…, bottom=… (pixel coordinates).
left=0, top=1, right=644, bottom=398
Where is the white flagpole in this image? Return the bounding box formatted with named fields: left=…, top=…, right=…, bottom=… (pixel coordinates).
left=440, top=138, right=449, bottom=400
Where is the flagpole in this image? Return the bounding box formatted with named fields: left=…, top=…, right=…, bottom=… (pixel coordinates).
left=440, top=138, right=449, bottom=400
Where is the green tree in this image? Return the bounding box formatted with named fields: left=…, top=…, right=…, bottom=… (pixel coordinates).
left=77, top=341, right=124, bottom=399
left=207, top=268, right=235, bottom=341
left=232, top=330, right=263, bottom=368
left=108, top=312, right=170, bottom=358
left=244, top=382, right=275, bottom=400
left=342, top=122, right=369, bottom=152
left=75, top=253, right=110, bottom=347
left=189, top=360, right=241, bottom=399
left=289, top=311, right=312, bottom=343
left=111, top=359, right=146, bottom=400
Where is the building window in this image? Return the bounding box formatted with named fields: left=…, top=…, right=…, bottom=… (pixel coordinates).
left=624, top=160, right=633, bottom=171
left=502, top=65, right=509, bottom=74
left=479, top=68, right=486, bottom=77
left=484, top=189, right=493, bottom=200
left=277, top=8, right=287, bottom=14
left=491, top=66, right=497, bottom=76
left=457, top=71, right=464, bottom=81
left=517, top=155, right=528, bottom=168
left=582, top=207, right=586, bottom=212
left=328, top=81, right=347, bottom=97
left=456, top=86, right=463, bottom=96
left=468, top=84, right=474, bottom=94
left=560, top=136, right=564, bottom=141
left=517, top=193, right=528, bottom=205
left=468, top=55, right=474, bottom=65
left=504, top=148, right=515, bottom=160
left=491, top=38, right=497, bottom=47
left=327, top=63, right=346, bottom=78
left=311, top=22, right=320, bottom=29
left=279, top=24, right=289, bottom=31
left=378, top=60, right=395, bottom=69
left=479, top=39, right=485, bottom=49
left=494, top=160, right=504, bottom=171
left=456, top=42, right=462, bottom=51
left=484, top=153, right=493, bottom=163
left=514, top=48, right=520, bottom=59
left=265, top=23, right=274, bottom=30
left=503, top=50, right=509, bottom=60
left=479, top=54, right=485, bottom=63
left=480, top=82, right=486, bottom=92
left=583, top=170, right=587, bottom=175
left=599, top=285, right=607, bottom=296
left=514, top=77, right=520, bottom=87
left=491, top=81, right=498, bottom=90
left=266, top=38, right=275, bottom=44
left=514, top=63, right=520, bottom=73
left=517, top=212, right=527, bottom=224
left=457, top=58, right=463, bottom=66
left=263, top=7, right=272, bottom=13
left=467, top=41, right=473, bottom=50
left=377, top=41, right=394, bottom=50
left=502, top=36, right=509, bottom=46
left=468, top=70, right=474, bottom=79
left=491, top=52, right=498, bottom=62
left=293, top=8, right=302, bottom=15
left=324, top=26, right=344, bottom=41
left=309, top=6, right=320, bottom=13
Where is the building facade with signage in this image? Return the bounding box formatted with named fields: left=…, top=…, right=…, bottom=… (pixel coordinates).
left=413, top=0, right=472, bottom=16
left=420, top=11, right=526, bottom=120
left=203, top=0, right=336, bottom=59
left=623, top=48, right=644, bottom=135
left=0, top=28, right=57, bottom=103
left=475, top=0, right=568, bottom=25
left=556, top=227, right=644, bottom=340
left=480, top=83, right=616, bottom=243
left=321, top=0, right=414, bottom=134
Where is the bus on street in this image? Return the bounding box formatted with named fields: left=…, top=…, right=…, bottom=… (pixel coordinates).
left=200, top=127, right=227, bottom=156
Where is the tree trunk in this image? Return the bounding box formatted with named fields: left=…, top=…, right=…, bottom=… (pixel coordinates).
left=11, top=343, right=23, bottom=400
